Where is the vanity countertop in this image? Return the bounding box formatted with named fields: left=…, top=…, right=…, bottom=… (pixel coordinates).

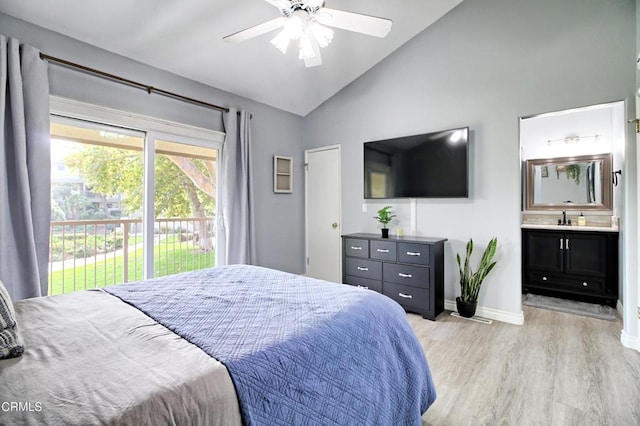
left=521, top=223, right=619, bottom=233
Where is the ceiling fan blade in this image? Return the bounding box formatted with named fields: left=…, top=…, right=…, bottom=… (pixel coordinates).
left=316, top=8, right=392, bottom=38
left=305, top=0, right=325, bottom=9
left=223, top=17, right=286, bottom=43
left=264, top=0, right=292, bottom=11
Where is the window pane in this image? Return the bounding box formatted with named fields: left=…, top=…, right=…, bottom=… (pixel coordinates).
left=153, top=140, right=217, bottom=277
left=370, top=171, right=388, bottom=198
left=49, top=119, right=145, bottom=295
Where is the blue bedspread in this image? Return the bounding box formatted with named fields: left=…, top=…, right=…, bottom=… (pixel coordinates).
left=105, top=265, right=436, bottom=425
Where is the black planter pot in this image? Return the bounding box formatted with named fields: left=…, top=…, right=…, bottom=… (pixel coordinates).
left=381, top=228, right=389, bottom=238
left=456, top=297, right=477, bottom=318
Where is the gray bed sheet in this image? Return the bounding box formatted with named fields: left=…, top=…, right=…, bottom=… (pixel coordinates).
left=0, top=290, right=242, bottom=426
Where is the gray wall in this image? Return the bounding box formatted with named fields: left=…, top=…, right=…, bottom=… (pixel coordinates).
left=0, top=12, right=306, bottom=274
left=303, top=0, right=636, bottom=317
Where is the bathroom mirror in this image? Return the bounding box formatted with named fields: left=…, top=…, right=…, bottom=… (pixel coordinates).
left=525, top=153, right=612, bottom=211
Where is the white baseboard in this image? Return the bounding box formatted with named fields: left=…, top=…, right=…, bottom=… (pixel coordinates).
left=445, top=299, right=524, bottom=325
left=617, top=299, right=624, bottom=319
left=621, top=330, right=640, bottom=352
left=617, top=300, right=640, bottom=352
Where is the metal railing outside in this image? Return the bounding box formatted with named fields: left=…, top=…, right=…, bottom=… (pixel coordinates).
left=48, top=217, right=215, bottom=295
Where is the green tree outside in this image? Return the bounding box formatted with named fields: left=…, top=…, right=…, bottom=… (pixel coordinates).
left=63, top=145, right=217, bottom=251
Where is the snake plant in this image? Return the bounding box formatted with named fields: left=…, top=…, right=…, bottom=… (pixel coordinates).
left=456, top=237, right=498, bottom=302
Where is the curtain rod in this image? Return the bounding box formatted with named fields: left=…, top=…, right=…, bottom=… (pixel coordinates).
left=39, top=53, right=230, bottom=113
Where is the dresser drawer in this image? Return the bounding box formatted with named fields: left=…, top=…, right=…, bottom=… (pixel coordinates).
left=398, top=243, right=430, bottom=265
left=370, top=240, right=397, bottom=261
left=344, top=275, right=382, bottom=293
left=383, top=282, right=428, bottom=311
left=383, top=263, right=429, bottom=288
left=344, top=238, right=369, bottom=258
left=345, top=257, right=382, bottom=280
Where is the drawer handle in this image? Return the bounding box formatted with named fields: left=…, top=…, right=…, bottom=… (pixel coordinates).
left=357, top=267, right=369, bottom=271
left=398, top=273, right=413, bottom=278
left=582, top=282, right=588, bottom=287
left=350, top=246, right=363, bottom=250
left=357, top=285, right=369, bottom=290
left=542, top=276, right=548, bottom=281
left=376, top=249, right=390, bottom=253
left=398, top=293, right=413, bottom=299
left=406, top=251, right=421, bottom=256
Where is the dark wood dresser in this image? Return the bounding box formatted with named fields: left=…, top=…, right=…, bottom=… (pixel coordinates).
left=342, top=233, right=447, bottom=320
left=522, top=228, right=618, bottom=307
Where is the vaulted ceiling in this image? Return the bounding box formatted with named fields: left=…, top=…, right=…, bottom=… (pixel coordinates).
left=0, top=0, right=463, bottom=116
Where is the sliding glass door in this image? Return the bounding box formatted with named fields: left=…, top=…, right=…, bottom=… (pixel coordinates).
left=153, top=139, right=217, bottom=278
left=49, top=116, right=219, bottom=295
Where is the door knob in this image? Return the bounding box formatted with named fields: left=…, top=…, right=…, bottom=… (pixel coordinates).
left=331, top=222, right=338, bottom=229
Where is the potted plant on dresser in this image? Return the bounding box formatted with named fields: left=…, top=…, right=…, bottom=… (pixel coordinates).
left=373, top=206, right=396, bottom=238
left=456, top=237, right=498, bottom=318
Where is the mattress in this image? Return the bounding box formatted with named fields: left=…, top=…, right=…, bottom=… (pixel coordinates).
left=0, top=290, right=241, bottom=425
left=106, top=265, right=436, bottom=425
left=0, top=265, right=436, bottom=425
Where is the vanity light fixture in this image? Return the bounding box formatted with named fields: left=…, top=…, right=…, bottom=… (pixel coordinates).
left=563, top=136, right=581, bottom=144
left=545, top=134, right=600, bottom=147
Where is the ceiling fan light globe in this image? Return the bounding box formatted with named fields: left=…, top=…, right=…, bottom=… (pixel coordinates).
left=283, top=15, right=304, bottom=40
left=298, top=34, right=316, bottom=60
left=309, top=21, right=333, bottom=48
left=270, top=30, right=290, bottom=54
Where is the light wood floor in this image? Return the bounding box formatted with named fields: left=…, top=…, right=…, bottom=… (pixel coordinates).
left=409, top=307, right=640, bottom=426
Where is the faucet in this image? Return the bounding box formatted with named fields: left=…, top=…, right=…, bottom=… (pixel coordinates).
left=557, top=210, right=568, bottom=226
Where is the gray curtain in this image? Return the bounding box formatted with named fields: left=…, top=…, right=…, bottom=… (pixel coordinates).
left=0, top=36, right=51, bottom=300
left=220, top=108, right=256, bottom=265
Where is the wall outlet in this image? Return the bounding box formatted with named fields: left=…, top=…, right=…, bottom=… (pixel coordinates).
left=362, top=203, right=367, bottom=213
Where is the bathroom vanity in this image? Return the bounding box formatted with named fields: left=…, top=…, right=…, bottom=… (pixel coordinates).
left=519, top=103, right=623, bottom=308
left=521, top=225, right=618, bottom=307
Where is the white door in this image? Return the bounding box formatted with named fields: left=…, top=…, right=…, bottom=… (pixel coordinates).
left=305, top=146, right=341, bottom=282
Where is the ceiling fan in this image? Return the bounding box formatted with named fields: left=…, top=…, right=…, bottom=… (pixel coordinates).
left=223, top=0, right=392, bottom=67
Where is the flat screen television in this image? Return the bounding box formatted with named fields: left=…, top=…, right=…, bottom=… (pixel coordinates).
left=364, top=127, right=469, bottom=199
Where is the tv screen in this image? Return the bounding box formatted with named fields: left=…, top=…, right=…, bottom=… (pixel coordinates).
left=364, top=127, right=469, bottom=199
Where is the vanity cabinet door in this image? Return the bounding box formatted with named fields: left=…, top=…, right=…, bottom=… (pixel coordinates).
left=524, top=231, right=563, bottom=273
left=564, top=233, right=608, bottom=277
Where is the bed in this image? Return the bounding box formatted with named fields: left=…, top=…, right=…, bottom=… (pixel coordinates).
left=0, top=265, right=436, bottom=425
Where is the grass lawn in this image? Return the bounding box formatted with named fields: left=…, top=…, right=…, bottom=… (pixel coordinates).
left=48, top=240, right=215, bottom=295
